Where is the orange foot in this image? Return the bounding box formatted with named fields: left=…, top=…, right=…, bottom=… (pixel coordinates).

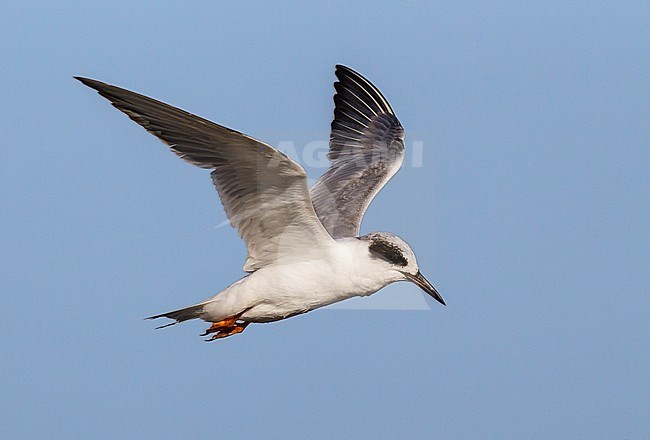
left=200, top=316, right=239, bottom=336
left=205, top=322, right=250, bottom=341
left=201, top=313, right=250, bottom=341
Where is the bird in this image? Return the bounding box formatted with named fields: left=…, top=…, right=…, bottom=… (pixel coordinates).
left=76, top=65, right=445, bottom=341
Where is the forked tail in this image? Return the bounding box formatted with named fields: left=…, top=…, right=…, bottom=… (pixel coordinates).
left=146, top=302, right=208, bottom=329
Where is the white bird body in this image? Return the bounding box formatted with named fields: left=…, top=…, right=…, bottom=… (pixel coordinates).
left=202, top=238, right=400, bottom=323
left=77, top=65, right=445, bottom=340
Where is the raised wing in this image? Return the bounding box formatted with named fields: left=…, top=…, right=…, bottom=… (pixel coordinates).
left=310, top=65, right=405, bottom=238
left=76, top=77, right=334, bottom=271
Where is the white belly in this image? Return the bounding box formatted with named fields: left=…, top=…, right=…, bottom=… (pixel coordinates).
left=201, top=239, right=398, bottom=323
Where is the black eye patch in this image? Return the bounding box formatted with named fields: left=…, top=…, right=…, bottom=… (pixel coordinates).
left=369, top=240, right=408, bottom=266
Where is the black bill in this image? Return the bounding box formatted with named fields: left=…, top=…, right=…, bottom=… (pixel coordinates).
left=404, top=271, right=446, bottom=306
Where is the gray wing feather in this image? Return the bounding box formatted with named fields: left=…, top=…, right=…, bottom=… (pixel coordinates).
left=310, top=65, right=405, bottom=238
left=76, top=77, right=333, bottom=271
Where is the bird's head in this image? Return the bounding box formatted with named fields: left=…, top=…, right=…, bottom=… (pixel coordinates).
left=360, top=232, right=446, bottom=306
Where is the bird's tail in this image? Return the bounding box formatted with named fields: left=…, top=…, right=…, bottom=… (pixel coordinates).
left=146, top=301, right=209, bottom=329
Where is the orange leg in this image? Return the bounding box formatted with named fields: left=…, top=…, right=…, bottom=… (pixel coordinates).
left=200, top=316, right=240, bottom=336
left=205, top=322, right=250, bottom=341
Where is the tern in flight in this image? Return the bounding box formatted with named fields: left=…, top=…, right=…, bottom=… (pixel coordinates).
left=76, top=65, right=445, bottom=341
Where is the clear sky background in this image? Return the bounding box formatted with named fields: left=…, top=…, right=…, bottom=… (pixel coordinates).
left=2, top=2, right=648, bottom=439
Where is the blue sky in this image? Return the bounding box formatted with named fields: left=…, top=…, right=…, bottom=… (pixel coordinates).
left=2, top=1, right=649, bottom=438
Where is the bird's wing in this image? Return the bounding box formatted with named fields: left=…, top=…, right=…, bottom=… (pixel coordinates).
left=77, top=77, right=334, bottom=272
left=310, top=65, right=405, bottom=239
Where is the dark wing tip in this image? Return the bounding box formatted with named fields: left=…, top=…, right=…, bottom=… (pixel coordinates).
left=74, top=76, right=107, bottom=91
left=335, top=65, right=365, bottom=77
left=335, top=64, right=353, bottom=74
left=332, top=65, right=396, bottom=117
left=329, top=65, right=403, bottom=154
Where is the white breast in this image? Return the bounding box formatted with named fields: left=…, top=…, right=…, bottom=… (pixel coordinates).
left=203, top=238, right=399, bottom=323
